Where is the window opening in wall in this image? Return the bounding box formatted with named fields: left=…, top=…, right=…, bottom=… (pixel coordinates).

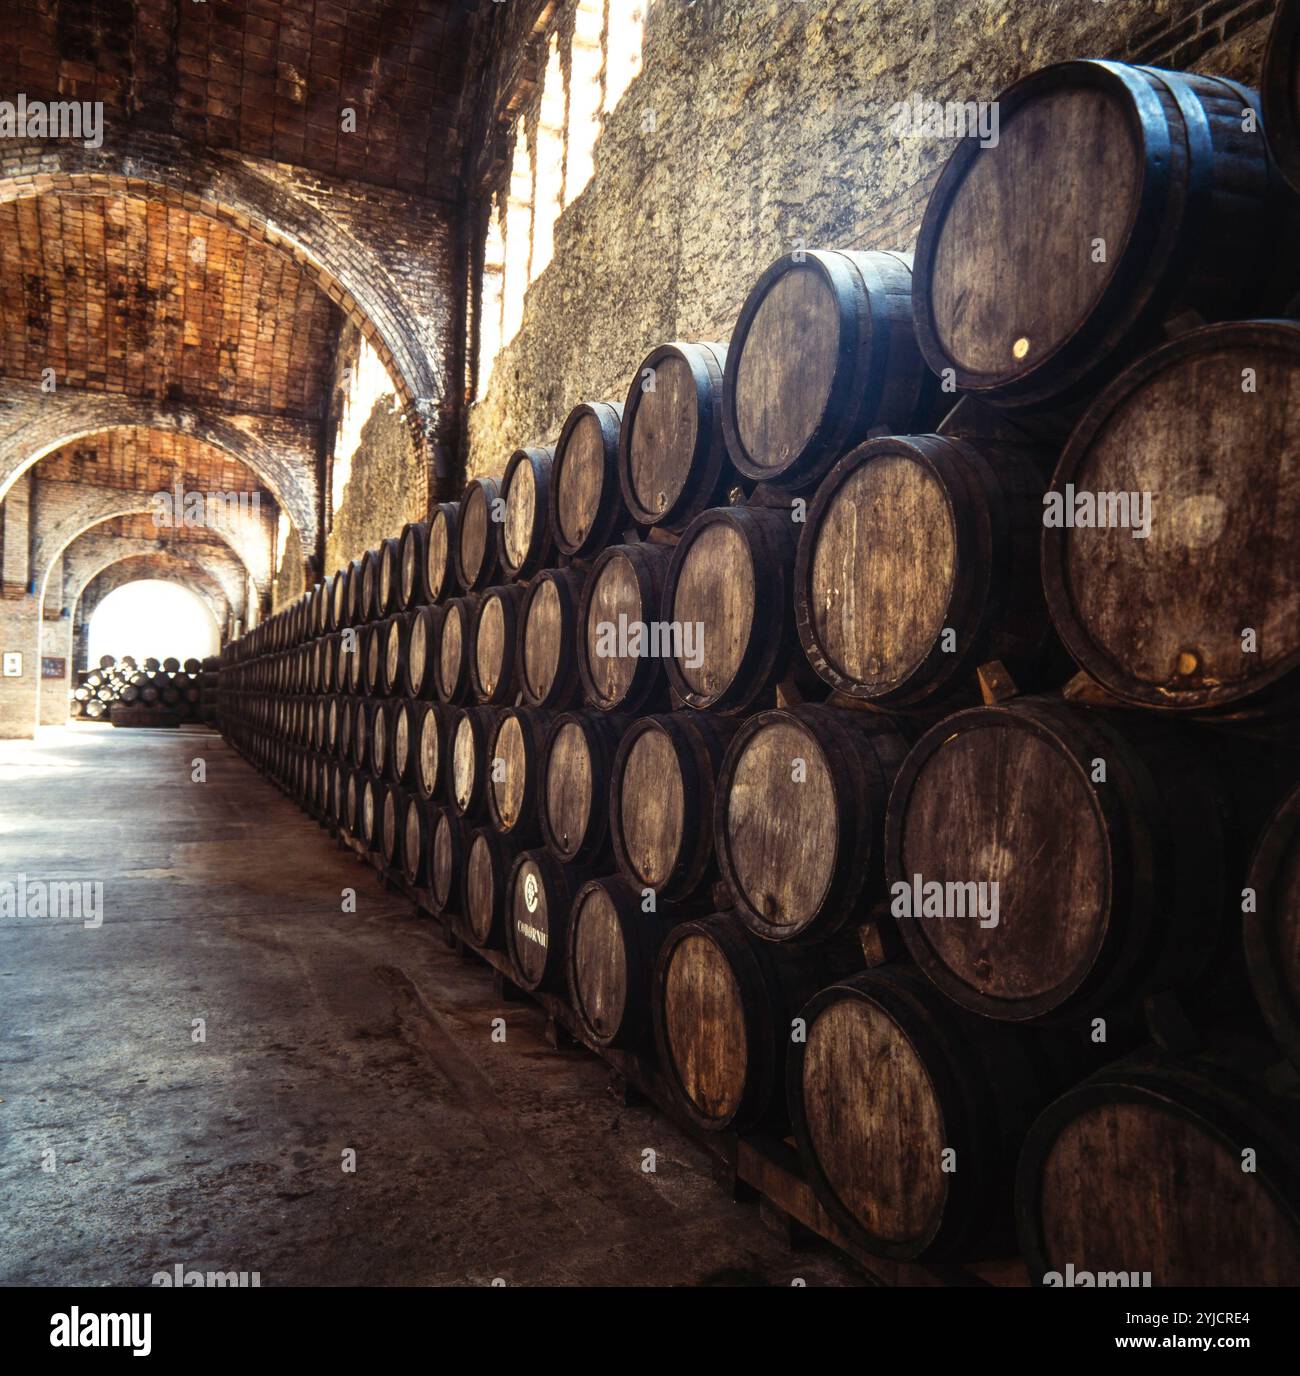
left=566, top=0, right=605, bottom=207
left=532, top=32, right=567, bottom=281
left=604, top=0, right=645, bottom=114
left=501, top=121, right=534, bottom=348
left=330, top=336, right=397, bottom=518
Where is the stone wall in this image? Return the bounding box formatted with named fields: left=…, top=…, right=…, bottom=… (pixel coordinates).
left=465, top=0, right=1282, bottom=476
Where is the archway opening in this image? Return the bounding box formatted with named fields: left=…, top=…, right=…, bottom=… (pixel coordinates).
left=87, top=581, right=219, bottom=666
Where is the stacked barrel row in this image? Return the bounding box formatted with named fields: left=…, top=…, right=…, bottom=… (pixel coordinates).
left=70, top=654, right=208, bottom=723
left=218, top=38, right=1300, bottom=1285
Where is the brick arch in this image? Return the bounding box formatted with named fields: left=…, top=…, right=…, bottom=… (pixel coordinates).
left=78, top=555, right=231, bottom=638
left=36, top=498, right=268, bottom=609
left=0, top=133, right=447, bottom=464
left=0, top=394, right=318, bottom=541
left=64, top=535, right=247, bottom=628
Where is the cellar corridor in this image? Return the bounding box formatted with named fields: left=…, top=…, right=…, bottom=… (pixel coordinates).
left=0, top=725, right=859, bottom=1288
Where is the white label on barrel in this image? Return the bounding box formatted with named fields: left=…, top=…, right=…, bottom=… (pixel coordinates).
left=524, top=871, right=540, bottom=913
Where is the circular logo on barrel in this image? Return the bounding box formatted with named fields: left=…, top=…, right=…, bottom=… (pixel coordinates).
left=524, top=871, right=540, bottom=913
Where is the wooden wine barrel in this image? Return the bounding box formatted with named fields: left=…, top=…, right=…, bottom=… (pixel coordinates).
left=1264, top=0, right=1300, bottom=195
left=610, top=712, right=737, bottom=899
left=716, top=706, right=910, bottom=943
left=399, top=520, right=431, bottom=609
left=653, top=913, right=824, bottom=1133
left=499, top=446, right=555, bottom=580
left=351, top=698, right=372, bottom=772
left=362, top=622, right=383, bottom=696
left=382, top=613, right=410, bottom=697
left=517, top=567, right=586, bottom=709
left=370, top=700, right=391, bottom=780
left=463, top=826, right=514, bottom=949
left=330, top=565, right=349, bottom=630
left=390, top=698, right=414, bottom=787
left=334, top=765, right=352, bottom=828
left=377, top=537, right=402, bottom=617
left=884, top=697, right=1229, bottom=1023
left=411, top=701, right=447, bottom=802
left=344, top=770, right=362, bottom=837
left=1041, top=320, right=1300, bottom=718
left=1016, top=1040, right=1300, bottom=1285
left=448, top=705, right=498, bottom=819
left=471, top=584, right=525, bottom=706
left=380, top=784, right=403, bottom=869
left=789, top=967, right=1079, bottom=1261
left=504, top=850, right=583, bottom=993
left=913, top=61, right=1292, bottom=411
left=541, top=711, right=629, bottom=865
left=487, top=707, right=554, bottom=844
left=338, top=695, right=355, bottom=763
left=566, top=875, right=680, bottom=1049
left=361, top=774, right=386, bottom=853
left=435, top=596, right=477, bottom=704
left=549, top=401, right=627, bottom=557
left=795, top=434, right=1060, bottom=708
left=722, top=250, right=938, bottom=491
left=428, top=805, right=466, bottom=918
left=456, top=477, right=501, bottom=591
left=346, top=630, right=364, bottom=694
left=1246, top=782, right=1300, bottom=1068
left=426, top=503, right=461, bottom=602
left=359, top=548, right=381, bottom=624
left=577, top=542, right=673, bottom=713
left=342, top=558, right=363, bottom=626
left=405, top=605, right=440, bottom=699
left=664, top=506, right=807, bottom=713
left=619, top=341, right=737, bottom=528
left=402, top=793, right=429, bottom=886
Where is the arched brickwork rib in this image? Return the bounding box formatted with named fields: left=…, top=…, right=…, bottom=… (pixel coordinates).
left=0, top=133, right=453, bottom=473
left=64, top=535, right=247, bottom=626
left=35, top=492, right=270, bottom=608
left=0, top=382, right=319, bottom=542
left=77, top=555, right=231, bottom=636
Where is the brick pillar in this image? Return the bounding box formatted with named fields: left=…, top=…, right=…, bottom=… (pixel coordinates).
left=1, top=472, right=31, bottom=595
left=38, top=611, right=72, bottom=726
left=0, top=595, right=41, bottom=738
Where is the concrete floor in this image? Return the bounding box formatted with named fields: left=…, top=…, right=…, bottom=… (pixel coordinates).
left=0, top=724, right=862, bottom=1287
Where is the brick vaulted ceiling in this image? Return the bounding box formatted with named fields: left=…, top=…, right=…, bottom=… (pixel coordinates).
left=0, top=195, right=340, bottom=417
left=37, top=427, right=271, bottom=502
left=1, top=0, right=480, bottom=198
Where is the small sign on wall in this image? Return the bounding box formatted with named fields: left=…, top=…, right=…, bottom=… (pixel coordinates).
left=41, top=657, right=66, bottom=680
left=2, top=652, right=21, bottom=678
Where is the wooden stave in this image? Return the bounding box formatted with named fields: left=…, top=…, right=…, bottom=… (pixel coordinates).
left=549, top=400, right=630, bottom=557
left=434, top=595, right=478, bottom=705
left=428, top=804, right=468, bottom=918
left=664, top=505, right=808, bottom=715
left=411, top=701, right=448, bottom=802
left=618, top=340, right=737, bottom=528
left=401, top=792, right=430, bottom=886
left=883, top=696, right=1232, bottom=1025
left=610, top=711, right=738, bottom=900
left=499, top=446, right=557, bottom=580
left=389, top=697, right=416, bottom=787
left=715, top=704, right=910, bottom=944
left=795, top=433, right=1063, bottom=709
left=404, top=604, right=442, bottom=700
left=517, top=567, right=587, bottom=709
left=380, top=784, right=404, bottom=867
left=382, top=612, right=412, bottom=698
left=912, top=61, right=1293, bottom=412
left=540, top=710, right=631, bottom=865
left=721, top=248, right=939, bottom=493
left=446, top=704, right=500, bottom=821
left=377, top=537, right=402, bottom=617
left=577, top=541, right=674, bottom=714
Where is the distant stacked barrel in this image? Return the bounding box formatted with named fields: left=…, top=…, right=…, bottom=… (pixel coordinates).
left=70, top=654, right=211, bottom=723
left=217, top=35, right=1300, bottom=1285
